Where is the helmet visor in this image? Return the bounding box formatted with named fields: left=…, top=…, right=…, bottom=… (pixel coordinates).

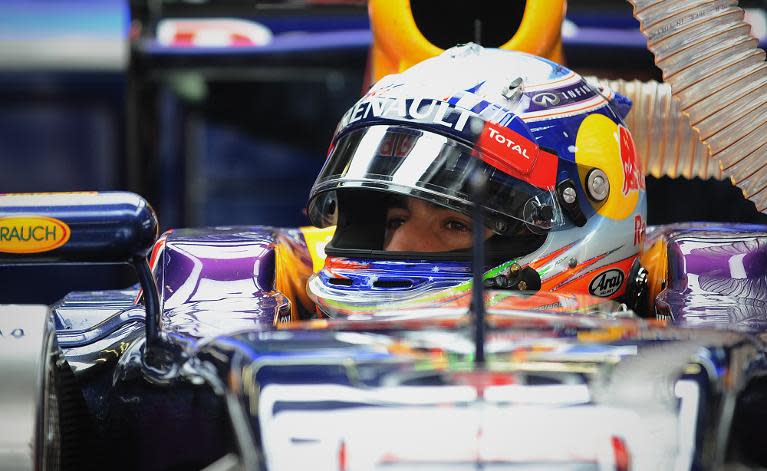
left=308, top=125, right=560, bottom=234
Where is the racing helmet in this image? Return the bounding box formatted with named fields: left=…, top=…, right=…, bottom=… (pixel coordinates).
left=306, top=45, right=646, bottom=316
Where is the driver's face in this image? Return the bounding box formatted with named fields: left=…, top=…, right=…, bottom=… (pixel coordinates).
left=384, top=197, right=493, bottom=252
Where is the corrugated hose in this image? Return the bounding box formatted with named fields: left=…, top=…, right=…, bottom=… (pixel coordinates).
left=599, top=1, right=767, bottom=210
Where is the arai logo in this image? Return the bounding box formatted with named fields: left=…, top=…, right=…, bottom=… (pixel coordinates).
left=588, top=269, right=625, bottom=297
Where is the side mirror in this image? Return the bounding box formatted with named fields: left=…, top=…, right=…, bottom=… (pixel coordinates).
left=0, top=192, right=162, bottom=344
left=0, top=192, right=157, bottom=263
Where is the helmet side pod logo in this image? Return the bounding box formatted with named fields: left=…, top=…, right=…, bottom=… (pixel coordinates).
left=589, top=269, right=625, bottom=297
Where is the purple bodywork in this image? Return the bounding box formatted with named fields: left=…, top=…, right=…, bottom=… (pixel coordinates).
left=653, top=224, right=767, bottom=330
left=153, top=226, right=292, bottom=339
left=152, top=223, right=767, bottom=332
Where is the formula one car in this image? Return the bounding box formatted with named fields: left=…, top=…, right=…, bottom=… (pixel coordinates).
left=2, top=1, right=767, bottom=471
left=6, top=192, right=767, bottom=471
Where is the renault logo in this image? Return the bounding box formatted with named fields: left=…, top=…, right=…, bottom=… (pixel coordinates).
left=532, top=92, right=560, bottom=107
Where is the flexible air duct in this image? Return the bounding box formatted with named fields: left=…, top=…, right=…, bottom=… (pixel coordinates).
left=589, top=78, right=721, bottom=180
left=626, top=0, right=767, bottom=210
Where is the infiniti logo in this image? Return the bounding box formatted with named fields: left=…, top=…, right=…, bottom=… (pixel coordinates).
left=532, top=92, right=560, bottom=107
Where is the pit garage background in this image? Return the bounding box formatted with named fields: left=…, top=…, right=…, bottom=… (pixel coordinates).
left=1, top=0, right=766, bottom=302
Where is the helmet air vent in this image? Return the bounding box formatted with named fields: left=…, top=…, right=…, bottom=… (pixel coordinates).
left=373, top=279, right=414, bottom=289
left=502, top=77, right=524, bottom=103
left=328, top=278, right=353, bottom=286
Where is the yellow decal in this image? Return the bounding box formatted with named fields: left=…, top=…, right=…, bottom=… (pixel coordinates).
left=577, top=325, right=636, bottom=343
left=300, top=225, right=336, bottom=273
left=640, top=238, right=668, bottom=314
left=575, top=114, right=641, bottom=220
left=0, top=216, right=71, bottom=253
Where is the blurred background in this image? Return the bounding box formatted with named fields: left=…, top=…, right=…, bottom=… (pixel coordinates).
left=1, top=0, right=766, bottom=301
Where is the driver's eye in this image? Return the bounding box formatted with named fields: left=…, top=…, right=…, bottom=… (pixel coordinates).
left=444, top=219, right=470, bottom=232
left=386, top=217, right=406, bottom=230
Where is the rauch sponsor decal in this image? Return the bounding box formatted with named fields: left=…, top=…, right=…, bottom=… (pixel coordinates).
left=0, top=216, right=71, bottom=254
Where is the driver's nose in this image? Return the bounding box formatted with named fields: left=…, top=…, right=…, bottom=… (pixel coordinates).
left=385, top=223, right=441, bottom=252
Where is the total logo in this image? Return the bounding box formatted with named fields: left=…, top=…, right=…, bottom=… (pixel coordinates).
left=478, top=123, right=539, bottom=176
left=589, top=269, right=625, bottom=297
left=487, top=127, right=531, bottom=160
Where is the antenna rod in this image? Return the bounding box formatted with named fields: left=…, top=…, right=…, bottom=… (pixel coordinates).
left=469, top=170, right=487, bottom=367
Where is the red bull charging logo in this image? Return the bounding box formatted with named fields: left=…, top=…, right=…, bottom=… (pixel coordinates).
left=619, top=125, right=644, bottom=196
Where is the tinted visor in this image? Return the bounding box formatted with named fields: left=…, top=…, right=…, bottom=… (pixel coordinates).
left=308, top=126, right=560, bottom=234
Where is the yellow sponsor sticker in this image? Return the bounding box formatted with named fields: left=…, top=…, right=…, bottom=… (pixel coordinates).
left=0, top=216, right=71, bottom=254
left=575, top=114, right=641, bottom=220
left=299, top=225, right=336, bottom=273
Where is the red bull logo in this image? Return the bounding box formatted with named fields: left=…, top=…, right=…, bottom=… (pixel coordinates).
left=619, top=125, right=644, bottom=196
